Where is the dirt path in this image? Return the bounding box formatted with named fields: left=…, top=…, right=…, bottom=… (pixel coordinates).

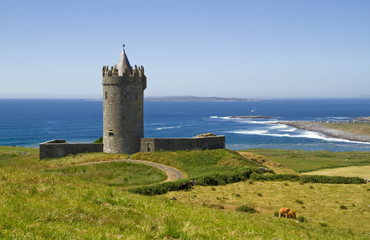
left=49, top=158, right=183, bottom=182
left=124, top=159, right=183, bottom=182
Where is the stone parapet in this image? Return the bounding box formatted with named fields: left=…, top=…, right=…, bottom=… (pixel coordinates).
left=140, top=136, right=225, bottom=153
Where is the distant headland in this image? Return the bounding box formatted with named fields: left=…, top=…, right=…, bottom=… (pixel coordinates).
left=145, top=96, right=257, bottom=102
left=278, top=119, right=370, bottom=143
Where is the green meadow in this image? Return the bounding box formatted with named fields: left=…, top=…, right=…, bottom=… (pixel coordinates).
left=244, top=149, right=370, bottom=173
left=0, top=146, right=369, bottom=239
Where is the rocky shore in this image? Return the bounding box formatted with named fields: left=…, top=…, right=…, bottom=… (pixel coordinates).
left=278, top=121, right=370, bottom=143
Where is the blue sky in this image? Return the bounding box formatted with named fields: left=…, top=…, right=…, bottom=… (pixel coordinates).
left=1, top=0, right=369, bottom=98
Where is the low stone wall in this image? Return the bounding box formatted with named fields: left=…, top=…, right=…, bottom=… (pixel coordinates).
left=39, top=140, right=103, bottom=160
left=140, top=136, right=225, bottom=153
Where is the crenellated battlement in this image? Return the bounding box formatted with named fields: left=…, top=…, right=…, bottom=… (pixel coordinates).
left=102, top=65, right=145, bottom=78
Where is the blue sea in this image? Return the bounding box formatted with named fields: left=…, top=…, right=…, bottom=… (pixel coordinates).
left=1, top=99, right=370, bottom=152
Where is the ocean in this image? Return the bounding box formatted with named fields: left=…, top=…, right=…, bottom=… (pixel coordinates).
left=1, top=99, right=370, bottom=152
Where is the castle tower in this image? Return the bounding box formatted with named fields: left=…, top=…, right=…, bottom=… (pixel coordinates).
left=102, top=47, right=147, bottom=154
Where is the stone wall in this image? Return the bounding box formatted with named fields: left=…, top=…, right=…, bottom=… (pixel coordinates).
left=102, top=64, right=146, bottom=154
left=39, top=140, right=103, bottom=160
left=140, top=136, right=225, bottom=153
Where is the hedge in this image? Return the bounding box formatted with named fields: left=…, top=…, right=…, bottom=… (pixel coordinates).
left=250, top=172, right=366, bottom=184
left=129, top=167, right=261, bottom=195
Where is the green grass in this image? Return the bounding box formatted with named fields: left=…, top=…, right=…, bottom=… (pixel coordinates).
left=166, top=181, right=370, bottom=236
left=131, top=149, right=259, bottom=178
left=243, top=149, right=370, bottom=172
left=304, top=165, right=370, bottom=179
left=319, top=121, right=370, bottom=136
left=94, top=136, right=103, bottom=143
left=45, top=161, right=167, bottom=187
left=1, top=146, right=370, bottom=239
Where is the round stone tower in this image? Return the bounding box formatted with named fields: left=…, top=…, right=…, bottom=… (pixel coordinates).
left=102, top=47, right=147, bottom=154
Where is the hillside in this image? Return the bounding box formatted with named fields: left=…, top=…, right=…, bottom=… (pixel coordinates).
left=0, top=146, right=369, bottom=239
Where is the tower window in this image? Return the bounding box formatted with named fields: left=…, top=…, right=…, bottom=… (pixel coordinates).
left=105, top=91, right=108, bottom=100
left=108, top=130, right=114, bottom=137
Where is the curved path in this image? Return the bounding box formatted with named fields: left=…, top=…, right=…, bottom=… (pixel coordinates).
left=49, top=158, right=183, bottom=182
left=124, top=159, right=183, bottom=182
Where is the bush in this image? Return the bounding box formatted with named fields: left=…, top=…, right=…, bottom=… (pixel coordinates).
left=237, top=205, right=258, bottom=213
left=195, top=168, right=260, bottom=186
left=298, top=216, right=307, bottom=222
left=94, top=137, right=103, bottom=143
left=299, top=175, right=366, bottom=184
left=340, top=205, right=347, bottom=210
left=128, top=180, right=193, bottom=196
left=319, top=222, right=328, bottom=227
left=295, top=199, right=304, bottom=204
left=129, top=167, right=261, bottom=195
left=249, top=173, right=300, bottom=182
left=249, top=173, right=366, bottom=184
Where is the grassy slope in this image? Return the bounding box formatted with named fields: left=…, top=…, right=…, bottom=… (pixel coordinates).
left=131, top=149, right=259, bottom=178
left=319, top=122, right=370, bottom=136
left=0, top=146, right=369, bottom=239
left=244, top=149, right=370, bottom=173
left=46, top=162, right=167, bottom=187
left=238, top=151, right=299, bottom=175
left=166, top=181, right=370, bottom=235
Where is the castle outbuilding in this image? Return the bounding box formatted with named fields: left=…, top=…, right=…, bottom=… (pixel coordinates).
left=102, top=48, right=147, bottom=154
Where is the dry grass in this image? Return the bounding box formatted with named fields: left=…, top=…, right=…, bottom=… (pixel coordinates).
left=303, top=165, right=370, bottom=179
left=166, top=181, right=370, bottom=234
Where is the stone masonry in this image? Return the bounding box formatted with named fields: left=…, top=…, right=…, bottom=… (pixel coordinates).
left=102, top=49, right=147, bottom=154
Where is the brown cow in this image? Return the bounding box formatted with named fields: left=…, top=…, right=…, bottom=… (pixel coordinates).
left=287, top=210, right=296, bottom=219
left=279, top=207, right=290, bottom=218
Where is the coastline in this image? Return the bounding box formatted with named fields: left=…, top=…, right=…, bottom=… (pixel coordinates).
left=278, top=121, right=370, bottom=143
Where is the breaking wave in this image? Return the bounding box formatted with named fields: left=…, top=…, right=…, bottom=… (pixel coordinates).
left=156, top=126, right=181, bottom=131
left=232, top=128, right=370, bottom=144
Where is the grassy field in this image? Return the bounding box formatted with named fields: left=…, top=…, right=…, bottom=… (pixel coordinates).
left=319, top=121, right=370, bottom=136
left=131, top=149, right=259, bottom=178
left=166, top=181, right=370, bottom=235
left=45, top=161, right=167, bottom=187
left=304, top=165, right=370, bottom=179
left=244, top=149, right=370, bottom=173
left=0, top=146, right=369, bottom=239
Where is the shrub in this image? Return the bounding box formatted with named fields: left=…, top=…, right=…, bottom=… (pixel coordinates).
left=250, top=173, right=300, bottom=182
left=249, top=173, right=366, bottom=184
left=295, top=199, right=304, bottom=204
left=237, top=205, right=258, bottom=213
left=128, top=179, right=193, bottom=196
left=129, top=167, right=260, bottom=195
left=298, top=216, right=307, bottom=222
left=319, top=222, right=328, bottom=227
left=299, top=175, right=366, bottom=184
left=340, top=205, right=347, bottom=210
left=94, top=137, right=103, bottom=143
